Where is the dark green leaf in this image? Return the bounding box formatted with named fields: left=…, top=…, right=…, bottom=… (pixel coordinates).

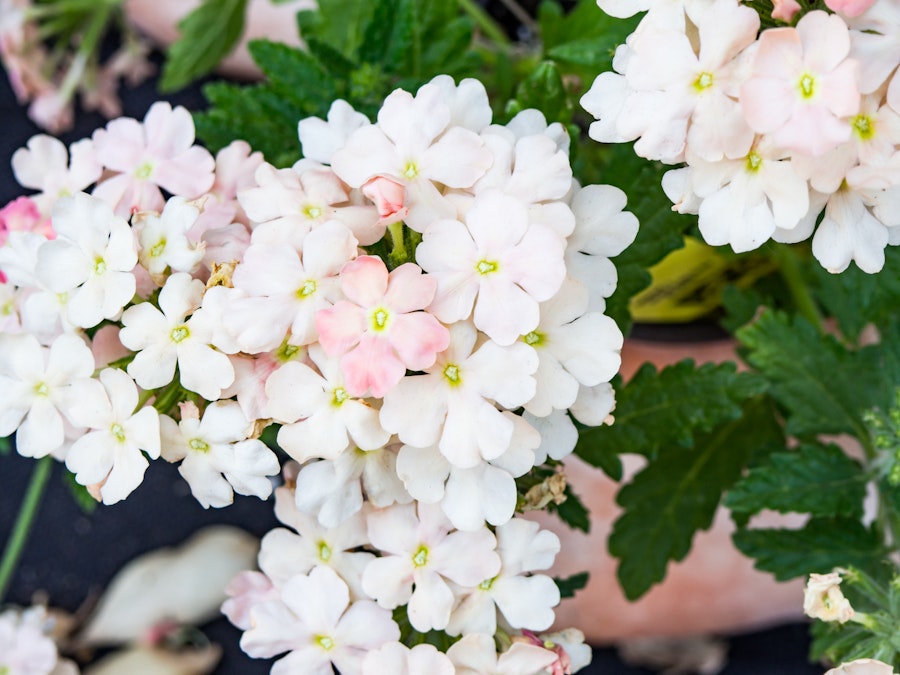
left=296, top=0, right=374, bottom=59
left=576, top=361, right=767, bottom=474
left=506, top=61, right=572, bottom=125
left=549, top=484, right=591, bottom=533
left=555, top=571, right=589, bottom=599
left=733, top=517, right=884, bottom=581
left=64, top=470, right=98, bottom=515
left=725, top=443, right=867, bottom=519
left=161, top=0, right=249, bottom=92
left=810, top=619, right=885, bottom=668
left=609, top=397, right=783, bottom=600
left=737, top=310, right=886, bottom=440
left=358, top=0, right=397, bottom=64
left=0, top=435, right=10, bottom=456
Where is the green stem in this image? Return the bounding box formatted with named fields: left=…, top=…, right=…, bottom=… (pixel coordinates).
left=0, top=456, right=53, bottom=603
left=456, top=0, right=511, bottom=46
left=387, top=221, right=408, bottom=268
left=771, top=244, right=823, bottom=331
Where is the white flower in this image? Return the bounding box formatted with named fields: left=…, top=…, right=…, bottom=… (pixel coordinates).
left=361, top=502, right=501, bottom=632
left=65, top=368, right=161, bottom=505
left=825, top=660, right=896, bottom=675
left=119, top=272, right=235, bottom=400
left=160, top=401, right=279, bottom=508
left=447, top=518, right=561, bottom=636
left=298, top=99, right=371, bottom=165
left=416, top=189, right=566, bottom=345
left=241, top=565, right=399, bottom=675
left=0, top=606, right=65, bottom=675
left=447, top=633, right=558, bottom=675
left=362, top=642, right=455, bottom=675
left=803, top=572, right=854, bottom=623
left=11, top=135, right=101, bottom=216
left=0, top=332, right=93, bottom=458
left=380, top=321, right=538, bottom=469
left=265, top=345, right=390, bottom=462
left=812, top=188, right=889, bottom=273
left=133, top=196, right=204, bottom=279
left=34, top=193, right=137, bottom=328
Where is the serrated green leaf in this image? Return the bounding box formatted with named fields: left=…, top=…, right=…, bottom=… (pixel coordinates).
left=576, top=360, right=767, bottom=473
left=812, top=247, right=900, bottom=343
left=161, top=0, right=249, bottom=92
left=555, top=571, right=589, bottom=599
left=737, top=310, right=886, bottom=440
left=297, top=0, right=374, bottom=59
left=358, top=0, right=397, bottom=64
left=507, top=61, right=572, bottom=125
left=63, top=470, right=98, bottom=515
left=609, top=397, right=783, bottom=600
left=248, top=40, right=337, bottom=110
left=811, top=619, right=884, bottom=667
left=550, top=484, right=591, bottom=533
left=733, top=517, right=884, bottom=582
left=725, top=443, right=867, bottom=519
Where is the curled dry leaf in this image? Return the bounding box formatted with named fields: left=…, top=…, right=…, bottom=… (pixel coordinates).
left=79, top=526, right=258, bottom=646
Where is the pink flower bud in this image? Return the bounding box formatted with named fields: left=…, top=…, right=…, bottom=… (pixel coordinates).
left=771, top=0, right=801, bottom=21
left=362, top=174, right=409, bottom=225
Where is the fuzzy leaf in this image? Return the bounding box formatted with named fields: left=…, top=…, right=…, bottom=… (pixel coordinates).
left=609, top=397, right=783, bottom=600
left=576, top=360, right=767, bottom=475
left=161, top=0, right=249, bottom=92
left=724, top=443, right=867, bottom=519
left=555, top=571, right=589, bottom=599
left=732, top=517, right=884, bottom=582
left=737, top=310, right=887, bottom=440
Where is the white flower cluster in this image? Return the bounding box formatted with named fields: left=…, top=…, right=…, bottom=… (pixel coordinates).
left=583, top=0, right=900, bottom=273
left=0, top=75, right=637, bottom=671
left=0, top=605, right=78, bottom=675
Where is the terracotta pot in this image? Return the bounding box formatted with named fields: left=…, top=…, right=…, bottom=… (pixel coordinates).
left=124, top=0, right=315, bottom=80
left=533, top=335, right=805, bottom=643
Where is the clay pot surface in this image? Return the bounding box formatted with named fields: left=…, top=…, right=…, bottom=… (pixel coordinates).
left=534, top=336, right=805, bottom=643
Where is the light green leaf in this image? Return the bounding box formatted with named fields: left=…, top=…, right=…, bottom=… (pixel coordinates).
left=609, top=397, right=783, bottom=600
left=733, top=517, right=884, bottom=581
left=161, top=0, right=249, bottom=92
left=725, top=443, right=867, bottom=519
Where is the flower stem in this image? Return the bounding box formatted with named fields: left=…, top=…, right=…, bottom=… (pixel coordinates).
left=0, top=456, right=53, bottom=603
left=456, top=0, right=511, bottom=46
left=772, top=244, right=823, bottom=331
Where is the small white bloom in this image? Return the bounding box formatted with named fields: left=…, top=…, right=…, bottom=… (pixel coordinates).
left=804, top=572, right=854, bottom=623
left=362, top=642, right=455, bottom=675
left=447, top=633, right=558, bottom=675
left=133, top=196, right=205, bottom=279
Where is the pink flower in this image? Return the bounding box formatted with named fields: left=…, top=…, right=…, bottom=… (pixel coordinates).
left=315, top=256, right=450, bottom=398
left=771, top=0, right=801, bottom=21
left=825, top=0, right=877, bottom=17
left=92, top=101, right=215, bottom=217
left=0, top=196, right=52, bottom=244
left=362, top=174, right=408, bottom=226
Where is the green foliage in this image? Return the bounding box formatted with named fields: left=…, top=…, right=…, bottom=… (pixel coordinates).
left=392, top=606, right=459, bottom=650
left=549, top=484, right=591, bottom=533
left=608, top=397, right=783, bottom=600
left=506, top=61, right=572, bottom=126
left=555, top=571, right=589, bottom=599
left=575, top=360, right=767, bottom=480
left=737, top=310, right=893, bottom=440
left=733, top=518, right=884, bottom=581
left=811, top=620, right=885, bottom=669
left=0, top=435, right=10, bottom=456
left=540, top=0, right=641, bottom=72
left=63, top=470, right=98, bottom=515
left=725, top=443, right=868, bottom=519
left=160, top=0, right=249, bottom=92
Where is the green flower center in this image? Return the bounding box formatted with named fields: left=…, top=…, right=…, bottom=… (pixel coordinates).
left=315, top=635, right=335, bottom=651
left=149, top=239, right=167, bottom=258
left=798, top=72, right=816, bottom=99
left=402, top=161, right=418, bottom=179
left=318, top=541, right=332, bottom=562
left=170, top=325, right=190, bottom=343
left=745, top=151, right=763, bottom=173
left=1, top=301, right=12, bottom=316
left=332, top=387, right=350, bottom=406
left=303, top=205, right=322, bottom=220
left=370, top=307, right=390, bottom=332
left=189, top=438, right=210, bottom=453
left=523, top=331, right=544, bottom=346
left=134, top=162, right=154, bottom=180
left=110, top=423, right=126, bottom=443
left=33, top=381, right=49, bottom=397
left=478, top=576, right=496, bottom=591
left=476, top=259, right=498, bottom=275
left=412, top=545, right=429, bottom=567
left=296, top=280, right=317, bottom=299
left=852, top=115, right=875, bottom=141
left=443, top=364, right=461, bottom=386
left=693, top=71, right=714, bottom=92
left=94, top=257, right=108, bottom=275
left=275, top=340, right=301, bottom=363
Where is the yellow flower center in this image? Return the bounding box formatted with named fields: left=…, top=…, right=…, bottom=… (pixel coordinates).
left=33, top=381, right=49, bottom=397
left=412, top=545, right=429, bottom=567
left=94, top=257, right=108, bottom=275
left=693, top=71, right=714, bottom=92
left=315, top=635, right=335, bottom=651
left=170, top=325, right=190, bottom=343
left=798, top=72, right=816, bottom=99
left=149, top=239, right=167, bottom=258
left=189, top=438, right=210, bottom=453
left=296, top=280, right=317, bottom=299
left=402, top=161, right=418, bottom=179
left=318, top=541, right=332, bottom=562
left=523, top=331, right=544, bottom=346
left=303, top=205, right=322, bottom=220
left=370, top=307, right=390, bottom=332
left=852, top=115, right=875, bottom=141
left=110, top=423, right=126, bottom=443
left=443, top=364, right=461, bottom=386
left=745, top=151, right=763, bottom=173
left=332, top=387, right=350, bottom=406
left=134, top=162, right=153, bottom=180
left=476, top=259, right=498, bottom=275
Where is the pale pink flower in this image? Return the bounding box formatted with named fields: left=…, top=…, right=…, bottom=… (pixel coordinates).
left=447, top=633, right=558, bottom=675
left=11, top=135, right=101, bottom=216
left=362, top=175, right=408, bottom=226
left=803, top=572, right=854, bottom=623
left=826, top=661, right=896, bottom=675
left=0, top=197, right=52, bottom=244
left=741, top=11, right=861, bottom=156
left=416, top=189, right=566, bottom=346
left=847, top=2, right=900, bottom=95
left=826, top=0, right=877, bottom=18
left=133, top=196, right=205, bottom=281
left=0, top=606, right=61, bottom=675
left=92, top=101, right=215, bottom=217
left=297, top=99, right=371, bottom=165
left=222, top=571, right=278, bottom=631
left=812, top=189, right=889, bottom=273
left=771, top=0, right=801, bottom=21
left=315, top=256, right=450, bottom=398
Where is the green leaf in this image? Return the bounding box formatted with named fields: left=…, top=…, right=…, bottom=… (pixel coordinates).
left=609, top=397, right=783, bottom=600
left=506, top=61, right=572, bottom=125
left=555, top=571, right=589, bottom=599
left=737, top=310, right=886, bottom=440
left=810, top=619, right=885, bottom=669
left=63, top=470, right=98, bottom=515
left=575, top=360, right=767, bottom=476
left=733, top=517, right=884, bottom=581
left=725, top=443, right=868, bottom=519
left=0, top=435, right=10, bottom=456
left=549, top=484, right=591, bottom=533
left=296, top=0, right=374, bottom=59
left=161, top=0, right=249, bottom=92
